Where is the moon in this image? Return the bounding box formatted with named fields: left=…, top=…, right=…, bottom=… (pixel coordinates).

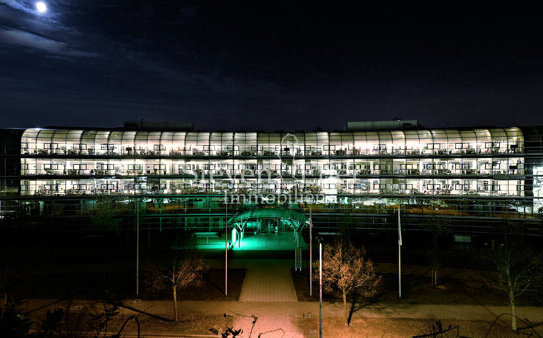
left=35, top=1, right=47, bottom=13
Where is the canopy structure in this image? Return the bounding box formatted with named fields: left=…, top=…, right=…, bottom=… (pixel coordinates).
left=227, top=207, right=308, bottom=248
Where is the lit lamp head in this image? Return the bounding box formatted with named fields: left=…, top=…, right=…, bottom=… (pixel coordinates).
left=35, top=1, right=47, bottom=14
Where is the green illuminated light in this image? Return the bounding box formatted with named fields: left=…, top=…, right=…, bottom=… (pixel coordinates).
left=173, top=232, right=307, bottom=251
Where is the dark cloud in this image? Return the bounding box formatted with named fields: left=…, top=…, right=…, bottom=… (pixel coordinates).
left=0, top=27, right=98, bottom=57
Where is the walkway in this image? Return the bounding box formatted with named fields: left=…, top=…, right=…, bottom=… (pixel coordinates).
left=239, top=260, right=297, bottom=302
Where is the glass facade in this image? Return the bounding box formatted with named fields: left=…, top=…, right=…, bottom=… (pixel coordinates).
left=18, top=127, right=528, bottom=201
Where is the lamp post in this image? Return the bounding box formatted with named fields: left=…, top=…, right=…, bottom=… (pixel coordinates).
left=318, top=236, right=323, bottom=338
left=309, top=206, right=313, bottom=296
left=136, top=197, right=140, bottom=297
left=398, top=203, right=402, bottom=299
left=225, top=200, right=228, bottom=296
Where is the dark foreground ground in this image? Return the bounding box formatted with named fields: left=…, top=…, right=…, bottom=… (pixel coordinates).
left=2, top=229, right=543, bottom=336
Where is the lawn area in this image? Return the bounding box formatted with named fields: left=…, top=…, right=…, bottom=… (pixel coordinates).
left=292, top=269, right=541, bottom=307
left=13, top=264, right=244, bottom=301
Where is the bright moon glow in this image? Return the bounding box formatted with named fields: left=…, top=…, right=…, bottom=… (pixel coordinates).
left=35, top=1, right=47, bottom=13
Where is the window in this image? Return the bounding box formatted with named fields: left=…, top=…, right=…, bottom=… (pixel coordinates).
left=353, top=183, right=370, bottom=191
left=426, top=143, right=441, bottom=150
left=43, top=164, right=58, bottom=170
left=154, top=144, right=165, bottom=151
left=101, top=144, right=115, bottom=150
left=73, top=164, right=87, bottom=170
left=485, top=142, right=500, bottom=149
left=43, top=143, right=59, bottom=149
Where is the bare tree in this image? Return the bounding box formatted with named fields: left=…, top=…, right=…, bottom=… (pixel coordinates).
left=484, top=242, right=541, bottom=331
left=151, top=252, right=207, bottom=322
left=314, top=238, right=382, bottom=326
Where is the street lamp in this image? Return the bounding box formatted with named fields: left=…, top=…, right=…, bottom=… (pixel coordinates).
left=316, top=235, right=323, bottom=338
left=309, top=206, right=313, bottom=296
left=135, top=197, right=140, bottom=296
left=225, top=201, right=228, bottom=296
left=398, top=203, right=403, bottom=299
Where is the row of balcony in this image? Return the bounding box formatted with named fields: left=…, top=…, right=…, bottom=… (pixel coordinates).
left=25, top=185, right=525, bottom=198
left=25, top=167, right=525, bottom=177
left=22, top=145, right=524, bottom=158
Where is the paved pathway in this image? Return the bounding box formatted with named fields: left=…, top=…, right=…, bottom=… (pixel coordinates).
left=239, top=260, right=297, bottom=302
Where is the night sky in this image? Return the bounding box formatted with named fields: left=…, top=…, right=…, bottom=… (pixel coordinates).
left=1, top=0, right=543, bottom=131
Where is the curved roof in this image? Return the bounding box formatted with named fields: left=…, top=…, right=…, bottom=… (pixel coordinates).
left=20, top=127, right=524, bottom=153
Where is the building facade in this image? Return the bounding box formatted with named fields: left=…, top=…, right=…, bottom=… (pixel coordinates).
left=1, top=123, right=542, bottom=228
